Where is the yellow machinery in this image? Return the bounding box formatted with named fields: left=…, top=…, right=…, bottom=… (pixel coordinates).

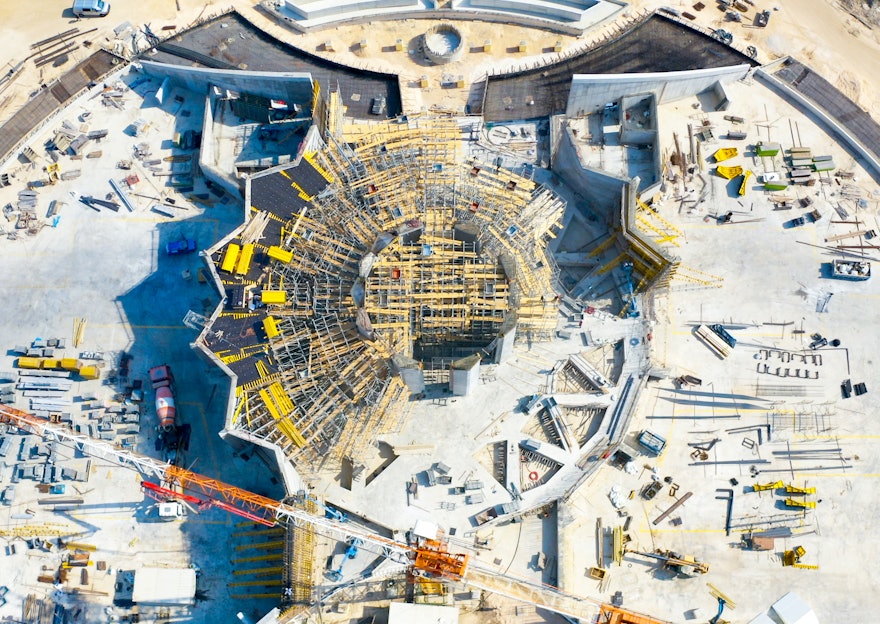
left=713, top=147, right=738, bottom=162
left=738, top=170, right=752, bottom=196
left=716, top=165, right=743, bottom=180
left=220, top=243, right=241, bottom=273
left=261, top=290, right=287, bottom=305
left=782, top=545, right=806, bottom=566
left=752, top=480, right=782, bottom=492
left=785, top=484, right=816, bottom=495
left=782, top=545, right=818, bottom=570
left=46, top=163, right=61, bottom=184
left=626, top=549, right=708, bottom=576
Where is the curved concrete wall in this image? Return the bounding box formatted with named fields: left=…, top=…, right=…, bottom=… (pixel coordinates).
left=283, top=0, right=419, bottom=21
left=262, top=2, right=598, bottom=35
left=566, top=64, right=751, bottom=116
left=453, top=0, right=623, bottom=26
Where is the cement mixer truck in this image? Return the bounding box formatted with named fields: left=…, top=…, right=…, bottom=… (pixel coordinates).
left=148, top=364, right=190, bottom=464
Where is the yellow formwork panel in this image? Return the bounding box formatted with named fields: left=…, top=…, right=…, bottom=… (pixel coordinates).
left=261, top=290, right=287, bottom=304
left=259, top=389, right=282, bottom=421
left=785, top=484, right=817, bottom=495
left=269, top=382, right=294, bottom=414
left=16, top=357, right=42, bottom=369
left=221, top=243, right=241, bottom=273
left=738, top=170, right=753, bottom=196
left=236, top=244, right=255, bottom=275
left=42, top=359, right=61, bottom=370
left=228, top=579, right=284, bottom=586
left=785, top=498, right=816, bottom=509
left=233, top=540, right=284, bottom=551
left=267, top=246, right=293, bottom=263
left=232, top=566, right=284, bottom=576
left=277, top=418, right=306, bottom=448
left=753, top=480, right=783, bottom=492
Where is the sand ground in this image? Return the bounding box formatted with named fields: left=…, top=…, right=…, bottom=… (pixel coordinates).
left=2, top=0, right=880, bottom=122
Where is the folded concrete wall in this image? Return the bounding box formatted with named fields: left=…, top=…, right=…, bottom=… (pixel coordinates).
left=552, top=126, right=628, bottom=226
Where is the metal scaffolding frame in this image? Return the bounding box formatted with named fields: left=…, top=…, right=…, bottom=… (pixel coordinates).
left=209, top=113, right=566, bottom=476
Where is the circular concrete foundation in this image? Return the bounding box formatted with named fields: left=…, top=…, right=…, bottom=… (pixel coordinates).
left=422, top=24, right=465, bottom=65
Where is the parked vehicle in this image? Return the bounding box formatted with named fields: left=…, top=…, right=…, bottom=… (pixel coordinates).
left=149, top=365, right=176, bottom=431
left=166, top=238, right=197, bottom=255
left=72, top=0, right=110, bottom=17
left=148, top=365, right=191, bottom=465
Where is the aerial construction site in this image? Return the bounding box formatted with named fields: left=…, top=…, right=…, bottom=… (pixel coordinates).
left=1, top=1, right=880, bottom=623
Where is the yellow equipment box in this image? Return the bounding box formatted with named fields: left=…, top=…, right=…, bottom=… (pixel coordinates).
left=263, top=316, right=280, bottom=339
left=267, top=246, right=293, bottom=263
left=713, top=147, right=738, bottom=162
left=221, top=243, right=241, bottom=273
left=716, top=165, right=744, bottom=180
left=261, top=290, right=287, bottom=304
left=235, top=244, right=255, bottom=275
left=79, top=366, right=100, bottom=380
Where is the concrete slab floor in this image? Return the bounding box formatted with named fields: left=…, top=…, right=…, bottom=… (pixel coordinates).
left=0, top=67, right=282, bottom=622
left=1, top=10, right=878, bottom=624
left=557, top=79, right=880, bottom=622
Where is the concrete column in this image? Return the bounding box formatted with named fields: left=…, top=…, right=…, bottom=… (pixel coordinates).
left=391, top=353, right=425, bottom=394
left=494, top=316, right=517, bottom=364
left=449, top=353, right=481, bottom=396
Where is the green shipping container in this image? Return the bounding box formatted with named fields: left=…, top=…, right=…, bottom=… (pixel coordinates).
left=764, top=181, right=789, bottom=191
left=756, top=142, right=781, bottom=157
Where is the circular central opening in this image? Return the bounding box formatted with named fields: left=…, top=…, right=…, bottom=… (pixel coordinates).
left=422, top=24, right=465, bottom=65
left=425, top=29, right=461, bottom=56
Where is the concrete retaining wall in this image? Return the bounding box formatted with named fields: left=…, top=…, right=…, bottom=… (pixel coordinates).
left=566, top=64, right=750, bottom=117
left=283, top=0, right=418, bottom=20
left=199, top=94, right=244, bottom=200
left=139, top=60, right=314, bottom=105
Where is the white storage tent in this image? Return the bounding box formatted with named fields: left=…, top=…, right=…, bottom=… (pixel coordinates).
left=132, top=567, right=197, bottom=606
